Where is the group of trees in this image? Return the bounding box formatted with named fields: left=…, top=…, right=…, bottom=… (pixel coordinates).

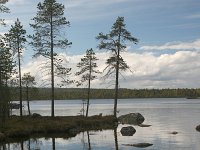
left=0, top=0, right=11, bottom=127
left=0, top=0, right=36, bottom=120
left=0, top=0, right=138, bottom=118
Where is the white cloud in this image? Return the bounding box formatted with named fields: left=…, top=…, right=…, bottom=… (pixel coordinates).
left=22, top=49, right=200, bottom=89
left=6, top=0, right=26, bottom=5
left=0, top=32, right=6, bottom=35
left=140, top=39, right=200, bottom=51
left=126, top=50, right=200, bottom=88
left=4, top=19, right=14, bottom=26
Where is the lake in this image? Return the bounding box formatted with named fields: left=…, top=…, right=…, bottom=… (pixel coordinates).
left=1, top=98, right=200, bottom=150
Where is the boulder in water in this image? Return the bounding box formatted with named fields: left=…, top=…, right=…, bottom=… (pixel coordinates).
left=118, top=113, right=145, bottom=125
left=32, top=113, right=41, bottom=118
left=196, top=125, right=200, bottom=132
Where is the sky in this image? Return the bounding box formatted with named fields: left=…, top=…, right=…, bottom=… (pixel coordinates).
left=1, top=0, right=200, bottom=89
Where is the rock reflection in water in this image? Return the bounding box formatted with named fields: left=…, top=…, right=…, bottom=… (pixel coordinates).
left=120, top=126, right=136, bottom=136
left=123, top=143, right=153, bottom=148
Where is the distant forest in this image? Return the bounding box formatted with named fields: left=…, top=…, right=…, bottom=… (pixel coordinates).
left=10, top=88, right=200, bottom=101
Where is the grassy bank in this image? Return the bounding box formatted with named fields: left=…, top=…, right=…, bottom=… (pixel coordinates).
left=0, top=115, right=117, bottom=143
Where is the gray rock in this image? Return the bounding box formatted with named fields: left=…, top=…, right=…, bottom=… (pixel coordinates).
left=32, top=113, right=41, bottom=118
left=196, top=125, right=200, bottom=132
left=118, top=113, right=145, bottom=125
left=120, top=126, right=136, bottom=136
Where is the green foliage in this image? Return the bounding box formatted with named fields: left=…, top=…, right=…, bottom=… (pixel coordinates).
left=22, top=72, right=36, bottom=87
left=96, top=16, right=138, bottom=77
left=0, top=41, right=16, bottom=85
left=76, top=49, right=100, bottom=85
left=29, top=0, right=71, bottom=58
left=5, top=18, right=26, bottom=55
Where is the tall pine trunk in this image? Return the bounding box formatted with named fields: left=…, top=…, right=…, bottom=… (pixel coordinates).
left=114, top=28, right=121, bottom=118
left=86, top=59, right=92, bottom=117
left=50, top=5, right=55, bottom=117
left=26, top=85, right=31, bottom=115
left=17, top=40, right=23, bottom=117
left=114, top=51, right=119, bottom=118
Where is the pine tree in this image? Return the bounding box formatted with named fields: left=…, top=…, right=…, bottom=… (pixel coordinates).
left=76, top=49, right=100, bottom=117
left=96, top=17, right=138, bottom=117
left=29, top=0, right=71, bottom=117
left=5, top=18, right=26, bottom=117
left=22, top=72, right=36, bottom=115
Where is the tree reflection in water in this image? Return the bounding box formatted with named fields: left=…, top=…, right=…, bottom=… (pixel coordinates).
left=114, top=127, right=119, bottom=150
left=52, top=138, right=55, bottom=150
left=20, top=141, right=24, bottom=150
left=28, top=138, right=42, bottom=150
left=87, top=131, right=91, bottom=150
left=81, top=131, right=92, bottom=150
left=0, top=129, right=119, bottom=150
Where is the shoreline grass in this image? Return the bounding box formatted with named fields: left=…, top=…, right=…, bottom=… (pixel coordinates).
left=0, top=115, right=117, bottom=144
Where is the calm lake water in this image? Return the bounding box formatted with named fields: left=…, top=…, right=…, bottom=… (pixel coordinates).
left=1, top=98, right=200, bottom=150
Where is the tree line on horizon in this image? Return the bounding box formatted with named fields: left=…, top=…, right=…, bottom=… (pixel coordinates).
left=9, top=87, right=200, bottom=100
left=0, top=0, right=138, bottom=119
